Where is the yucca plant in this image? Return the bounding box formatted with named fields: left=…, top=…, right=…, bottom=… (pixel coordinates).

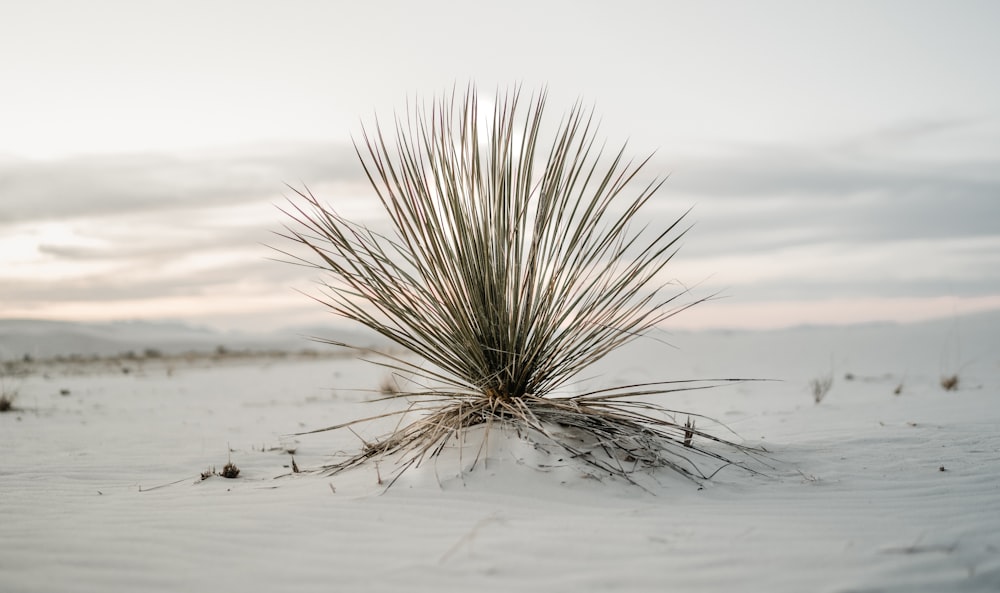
left=278, top=87, right=758, bottom=487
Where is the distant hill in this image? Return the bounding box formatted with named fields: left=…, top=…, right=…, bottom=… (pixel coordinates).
left=0, top=319, right=386, bottom=361
left=2, top=309, right=996, bottom=365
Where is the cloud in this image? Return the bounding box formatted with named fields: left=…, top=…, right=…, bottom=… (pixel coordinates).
left=5, top=123, right=997, bottom=254
left=0, top=142, right=379, bottom=318
left=0, top=142, right=365, bottom=225
left=693, top=240, right=1000, bottom=302
left=658, top=133, right=1000, bottom=257
left=2, top=124, right=998, bottom=329
left=858, top=116, right=986, bottom=146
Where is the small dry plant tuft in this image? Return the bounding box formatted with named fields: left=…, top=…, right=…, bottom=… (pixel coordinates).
left=220, top=461, right=240, bottom=479
left=810, top=374, right=834, bottom=404
left=277, top=86, right=762, bottom=487
left=683, top=417, right=696, bottom=448
left=378, top=374, right=401, bottom=397
left=940, top=374, right=959, bottom=391
left=0, top=373, right=18, bottom=412
left=203, top=449, right=241, bottom=479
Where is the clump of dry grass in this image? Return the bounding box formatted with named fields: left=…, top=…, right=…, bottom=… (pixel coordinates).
left=378, top=374, right=401, bottom=397
left=201, top=447, right=241, bottom=480
left=0, top=374, right=17, bottom=412
left=278, top=86, right=760, bottom=487
left=220, top=461, right=240, bottom=479
left=810, top=374, right=834, bottom=404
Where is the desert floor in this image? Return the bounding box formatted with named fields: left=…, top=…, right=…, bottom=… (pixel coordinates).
left=2, top=315, right=999, bottom=592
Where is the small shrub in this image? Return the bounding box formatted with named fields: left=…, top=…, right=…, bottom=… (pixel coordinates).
left=0, top=376, right=17, bottom=412
left=940, top=374, right=959, bottom=391
left=203, top=447, right=241, bottom=479
left=220, top=461, right=240, bottom=479
left=280, top=86, right=759, bottom=486
left=810, top=374, right=833, bottom=404
left=378, top=374, right=401, bottom=397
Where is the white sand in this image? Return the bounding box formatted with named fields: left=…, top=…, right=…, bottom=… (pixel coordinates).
left=2, top=314, right=999, bottom=592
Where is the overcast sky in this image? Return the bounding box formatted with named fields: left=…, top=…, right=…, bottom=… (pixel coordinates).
left=2, top=0, right=999, bottom=332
